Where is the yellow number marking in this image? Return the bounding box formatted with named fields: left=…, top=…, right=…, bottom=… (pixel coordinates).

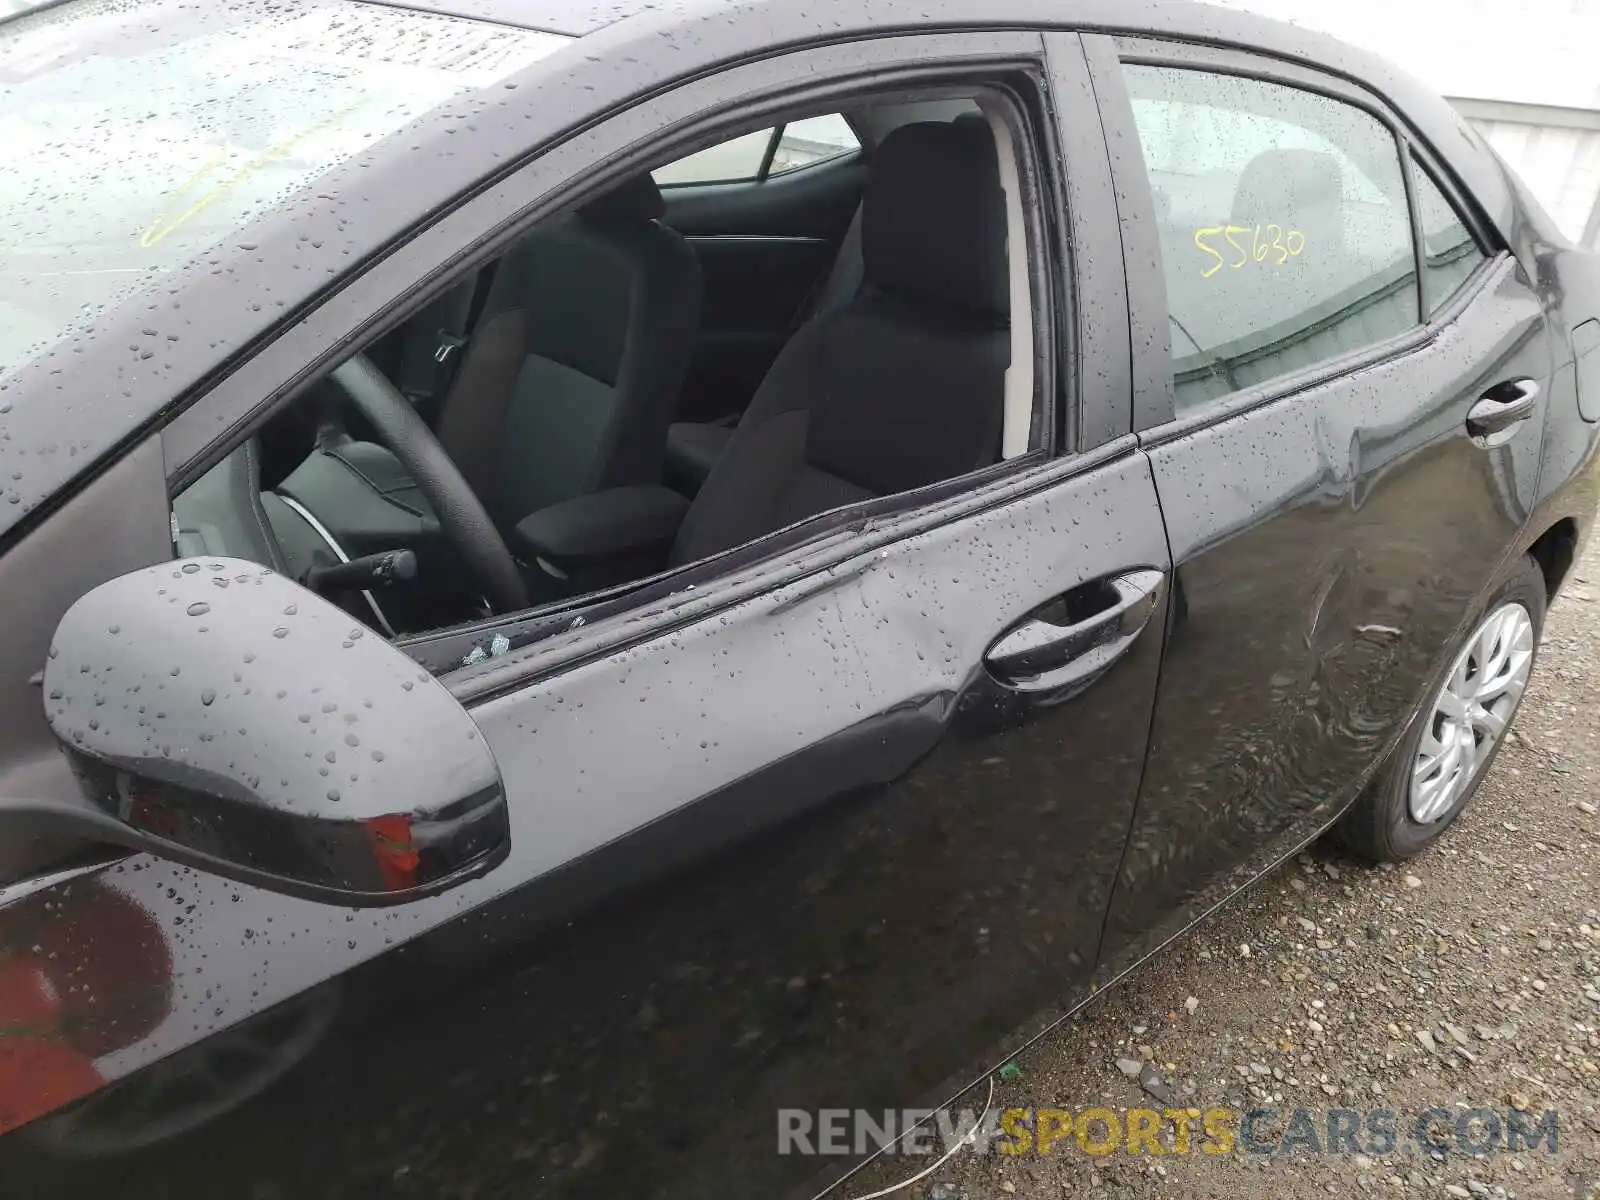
left=1266, top=223, right=1287, bottom=264
left=1223, top=224, right=1250, bottom=268
left=1189, top=220, right=1307, bottom=276
left=1193, top=226, right=1226, bottom=279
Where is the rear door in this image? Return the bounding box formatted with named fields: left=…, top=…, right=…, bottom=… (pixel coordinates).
left=1079, top=35, right=1554, bottom=964
left=655, top=119, right=866, bottom=424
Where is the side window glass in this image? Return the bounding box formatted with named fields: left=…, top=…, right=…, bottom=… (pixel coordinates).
left=1412, top=161, right=1488, bottom=317
left=651, top=116, right=859, bottom=187
left=650, top=127, right=775, bottom=186
left=1122, top=65, right=1418, bottom=413
left=769, top=113, right=860, bottom=175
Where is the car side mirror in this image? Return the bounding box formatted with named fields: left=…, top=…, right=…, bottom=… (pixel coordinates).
left=38, top=557, right=508, bottom=905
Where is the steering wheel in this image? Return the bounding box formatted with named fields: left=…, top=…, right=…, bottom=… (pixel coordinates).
left=327, top=354, right=529, bottom=614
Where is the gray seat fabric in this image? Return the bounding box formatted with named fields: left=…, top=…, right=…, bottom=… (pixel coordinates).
left=435, top=174, right=702, bottom=534
left=663, top=118, right=990, bottom=496
left=663, top=419, right=736, bottom=495
left=670, top=120, right=1010, bottom=567
left=663, top=200, right=867, bottom=496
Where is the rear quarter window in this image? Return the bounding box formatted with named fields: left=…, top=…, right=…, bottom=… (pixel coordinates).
left=1412, top=160, right=1489, bottom=316
left=651, top=115, right=859, bottom=187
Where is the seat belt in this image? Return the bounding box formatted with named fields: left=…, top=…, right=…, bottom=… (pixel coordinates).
left=397, top=263, right=500, bottom=424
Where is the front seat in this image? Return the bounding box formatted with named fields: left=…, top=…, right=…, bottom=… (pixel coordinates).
left=434, top=174, right=702, bottom=534
left=669, top=120, right=1009, bottom=567
left=664, top=113, right=995, bottom=496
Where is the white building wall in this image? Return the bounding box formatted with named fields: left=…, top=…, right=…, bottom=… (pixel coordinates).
left=1469, top=116, right=1600, bottom=245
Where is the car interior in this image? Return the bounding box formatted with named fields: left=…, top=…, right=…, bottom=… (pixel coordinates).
left=173, top=87, right=1039, bottom=645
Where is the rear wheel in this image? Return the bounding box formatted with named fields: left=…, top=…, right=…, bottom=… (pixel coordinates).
left=1334, top=554, right=1544, bottom=862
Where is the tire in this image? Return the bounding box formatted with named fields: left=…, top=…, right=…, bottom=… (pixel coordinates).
left=1333, top=553, right=1546, bottom=862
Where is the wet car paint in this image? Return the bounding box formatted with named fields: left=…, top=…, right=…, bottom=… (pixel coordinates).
left=0, top=0, right=1596, bottom=1196
left=1103, top=259, right=1561, bottom=964
left=2, top=450, right=1171, bottom=1197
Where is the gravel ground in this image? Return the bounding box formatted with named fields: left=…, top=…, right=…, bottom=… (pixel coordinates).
left=844, top=540, right=1600, bottom=1200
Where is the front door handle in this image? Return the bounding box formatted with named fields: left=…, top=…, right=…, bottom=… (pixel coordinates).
left=1466, top=378, right=1539, bottom=438
left=985, top=568, right=1165, bottom=696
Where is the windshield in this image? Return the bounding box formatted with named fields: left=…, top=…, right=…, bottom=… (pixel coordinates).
left=0, top=0, right=569, bottom=378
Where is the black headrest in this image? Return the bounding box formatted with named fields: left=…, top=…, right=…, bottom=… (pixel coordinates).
left=862, top=120, right=1008, bottom=321
left=580, top=173, right=666, bottom=225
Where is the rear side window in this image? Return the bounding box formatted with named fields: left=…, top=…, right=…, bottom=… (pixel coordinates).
left=650, top=127, right=774, bottom=186
left=1412, top=160, right=1488, bottom=316
left=1122, top=66, right=1419, bottom=412
left=651, top=115, right=859, bottom=187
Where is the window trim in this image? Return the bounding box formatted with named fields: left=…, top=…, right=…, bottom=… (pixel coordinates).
left=755, top=124, right=784, bottom=179
left=1405, top=143, right=1498, bottom=320
left=1044, top=31, right=1130, bottom=452
left=1132, top=256, right=1513, bottom=453
left=446, top=443, right=1134, bottom=707
left=1400, top=133, right=1428, bottom=326
left=1089, top=33, right=1451, bottom=435
left=161, top=32, right=1081, bottom=687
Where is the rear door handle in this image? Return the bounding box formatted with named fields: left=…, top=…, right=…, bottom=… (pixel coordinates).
left=1466, top=378, right=1539, bottom=438
left=985, top=568, right=1165, bottom=695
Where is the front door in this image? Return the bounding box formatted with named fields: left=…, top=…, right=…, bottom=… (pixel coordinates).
left=1083, top=37, right=1554, bottom=963
left=0, top=386, right=1171, bottom=1200
left=0, top=31, right=1170, bottom=1200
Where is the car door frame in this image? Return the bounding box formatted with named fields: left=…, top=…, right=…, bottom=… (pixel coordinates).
left=162, top=29, right=1139, bottom=677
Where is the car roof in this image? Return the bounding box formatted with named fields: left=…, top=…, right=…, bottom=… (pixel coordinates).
left=0, top=0, right=1530, bottom=548
left=367, top=0, right=654, bottom=37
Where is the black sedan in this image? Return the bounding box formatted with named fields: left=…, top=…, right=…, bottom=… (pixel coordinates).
left=0, top=0, right=1596, bottom=1195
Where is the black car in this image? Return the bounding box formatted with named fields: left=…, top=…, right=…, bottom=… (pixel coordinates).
left=0, top=0, right=1596, bottom=1195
